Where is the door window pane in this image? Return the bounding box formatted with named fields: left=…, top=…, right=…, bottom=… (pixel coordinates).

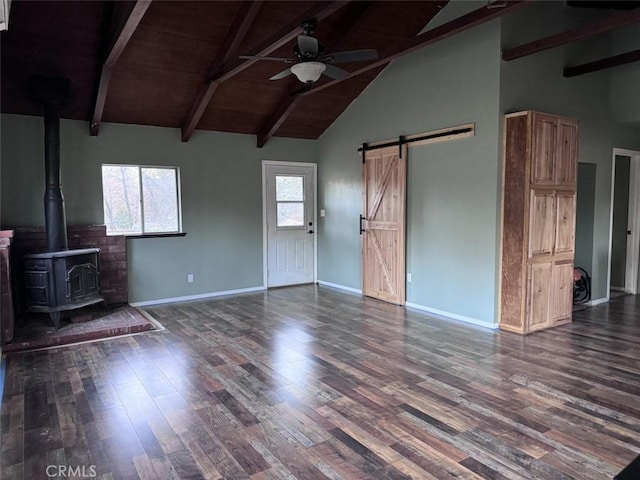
left=276, top=175, right=304, bottom=201
left=277, top=203, right=304, bottom=227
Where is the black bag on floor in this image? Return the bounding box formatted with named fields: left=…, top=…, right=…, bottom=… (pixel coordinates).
left=573, top=267, right=591, bottom=304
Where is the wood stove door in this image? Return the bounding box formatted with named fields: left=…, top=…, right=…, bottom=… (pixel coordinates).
left=64, top=254, right=100, bottom=302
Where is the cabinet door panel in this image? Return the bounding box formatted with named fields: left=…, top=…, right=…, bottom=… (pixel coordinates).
left=555, top=120, right=578, bottom=186
left=551, top=262, right=573, bottom=323
left=529, top=191, right=555, bottom=258
left=532, top=115, right=557, bottom=185
left=555, top=193, right=576, bottom=254
left=527, top=263, right=552, bottom=329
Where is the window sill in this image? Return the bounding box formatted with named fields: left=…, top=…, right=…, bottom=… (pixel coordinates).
left=122, top=232, right=187, bottom=239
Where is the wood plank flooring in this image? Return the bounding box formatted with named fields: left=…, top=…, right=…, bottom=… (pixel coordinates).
left=1, top=285, right=639, bottom=479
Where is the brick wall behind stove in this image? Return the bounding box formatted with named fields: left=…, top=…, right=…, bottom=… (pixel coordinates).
left=13, top=225, right=128, bottom=305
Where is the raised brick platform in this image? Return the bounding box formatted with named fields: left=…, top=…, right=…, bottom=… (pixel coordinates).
left=2, top=305, right=155, bottom=354
left=11, top=225, right=127, bottom=307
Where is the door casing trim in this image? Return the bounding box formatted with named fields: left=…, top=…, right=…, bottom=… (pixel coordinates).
left=262, top=160, right=318, bottom=288
left=607, top=148, right=640, bottom=297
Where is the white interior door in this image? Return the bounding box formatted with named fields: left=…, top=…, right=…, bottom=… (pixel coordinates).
left=264, top=162, right=315, bottom=287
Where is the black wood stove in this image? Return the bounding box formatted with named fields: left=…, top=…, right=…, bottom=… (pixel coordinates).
left=24, top=248, right=102, bottom=329
left=23, top=76, right=105, bottom=328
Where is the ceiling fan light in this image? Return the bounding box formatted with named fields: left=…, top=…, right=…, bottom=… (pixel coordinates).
left=290, top=62, right=326, bottom=83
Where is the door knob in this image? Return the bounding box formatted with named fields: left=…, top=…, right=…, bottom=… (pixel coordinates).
left=308, top=229, right=314, bottom=234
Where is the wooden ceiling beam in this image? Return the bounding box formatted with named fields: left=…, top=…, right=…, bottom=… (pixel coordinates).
left=90, top=1, right=151, bottom=136
left=181, top=1, right=348, bottom=142
left=181, top=82, right=221, bottom=142
left=181, top=1, right=263, bottom=142
left=567, top=1, right=640, bottom=11
left=256, top=2, right=372, bottom=148
left=257, top=94, right=305, bottom=148
left=295, top=1, right=528, bottom=99
left=323, top=1, right=373, bottom=54
left=211, top=1, right=265, bottom=74
left=502, top=7, right=640, bottom=61
left=563, top=48, right=640, bottom=77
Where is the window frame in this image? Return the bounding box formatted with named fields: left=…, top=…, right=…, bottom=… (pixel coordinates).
left=101, top=163, right=183, bottom=237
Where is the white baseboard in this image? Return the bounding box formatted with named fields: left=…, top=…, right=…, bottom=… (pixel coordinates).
left=130, top=286, right=266, bottom=307
left=405, top=301, right=498, bottom=330
left=610, top=286, right=625, bottom=292
left=317, top=280, right=362, bottom=295
left=587, top=297, right=609, bottom=307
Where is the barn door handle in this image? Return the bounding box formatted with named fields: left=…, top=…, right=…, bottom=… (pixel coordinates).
left=360, top=215, right=365, bottom=235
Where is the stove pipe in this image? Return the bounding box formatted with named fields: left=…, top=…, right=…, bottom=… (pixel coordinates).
left=29, top=76, right=71, bottom=252
left=43, top=100, right=68, bottom=251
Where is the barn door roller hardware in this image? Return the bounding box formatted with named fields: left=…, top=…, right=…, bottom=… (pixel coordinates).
left=357, top=123, right=475, bottom=153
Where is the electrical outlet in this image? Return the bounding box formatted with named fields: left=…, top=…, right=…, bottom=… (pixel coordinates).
left=407, top=273, right=412, bottom=283
left=187, top=274, right=194, bottom=283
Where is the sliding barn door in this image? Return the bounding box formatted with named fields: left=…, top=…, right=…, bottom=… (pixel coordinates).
left=362, top=145, right=407, bottom=305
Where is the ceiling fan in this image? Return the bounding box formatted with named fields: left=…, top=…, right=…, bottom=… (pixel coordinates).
left=240, top=20, right=379, bottom=83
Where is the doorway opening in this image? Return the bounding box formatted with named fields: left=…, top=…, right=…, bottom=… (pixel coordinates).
left=607, top=148, right=640, bottom=298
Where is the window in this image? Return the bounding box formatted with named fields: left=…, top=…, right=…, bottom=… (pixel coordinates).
left=101, top=165, right=182, bottom=236
left=275, top=175, right=305, bottom=227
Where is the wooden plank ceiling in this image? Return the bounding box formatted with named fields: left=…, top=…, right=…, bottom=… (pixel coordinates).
left=3, top=1, right=636, bottom=145
left=1, top=1, right=447, bottom=144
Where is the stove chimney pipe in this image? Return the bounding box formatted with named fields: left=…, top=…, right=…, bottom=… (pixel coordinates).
left=43, top=100, right=68, bottom=251
left=29, top=76, right=71, bottom=252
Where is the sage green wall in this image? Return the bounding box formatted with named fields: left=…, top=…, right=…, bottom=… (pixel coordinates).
left=575, top=163, right=596, bottom=274
left=500, top=3, right=640, bottom=301
left=610, top=24, right=640, bottom=129
left=611, top=156, right=630, bottom=288
left=318, top=19, right=502, bottom=326
left=1, top=114, right=317, bottom=303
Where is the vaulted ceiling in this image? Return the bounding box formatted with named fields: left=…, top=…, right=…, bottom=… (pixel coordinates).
left=2, top=1, right=638, bottom=146
left=1, top=1, right=448, bottom=145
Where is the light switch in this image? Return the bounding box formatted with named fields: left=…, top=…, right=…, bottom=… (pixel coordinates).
left=320, top=209, right=326, bottom=217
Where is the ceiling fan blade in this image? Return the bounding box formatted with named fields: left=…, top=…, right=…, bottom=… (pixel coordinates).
left=240, top=55, right=294, bottom=63
left=270, top=68, right=293, bottom=80
left=322, top=64, right=349, bottom=80
left=322, top=49, right=379, bottom=64
left=297, top=35, right=319, bottom=57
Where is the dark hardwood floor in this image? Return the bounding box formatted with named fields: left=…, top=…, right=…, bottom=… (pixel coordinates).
left=1, top=285, right=639, bottom=479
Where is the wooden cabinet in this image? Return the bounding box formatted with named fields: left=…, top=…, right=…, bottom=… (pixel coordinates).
left=499, top=111, right=578, bottom=334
